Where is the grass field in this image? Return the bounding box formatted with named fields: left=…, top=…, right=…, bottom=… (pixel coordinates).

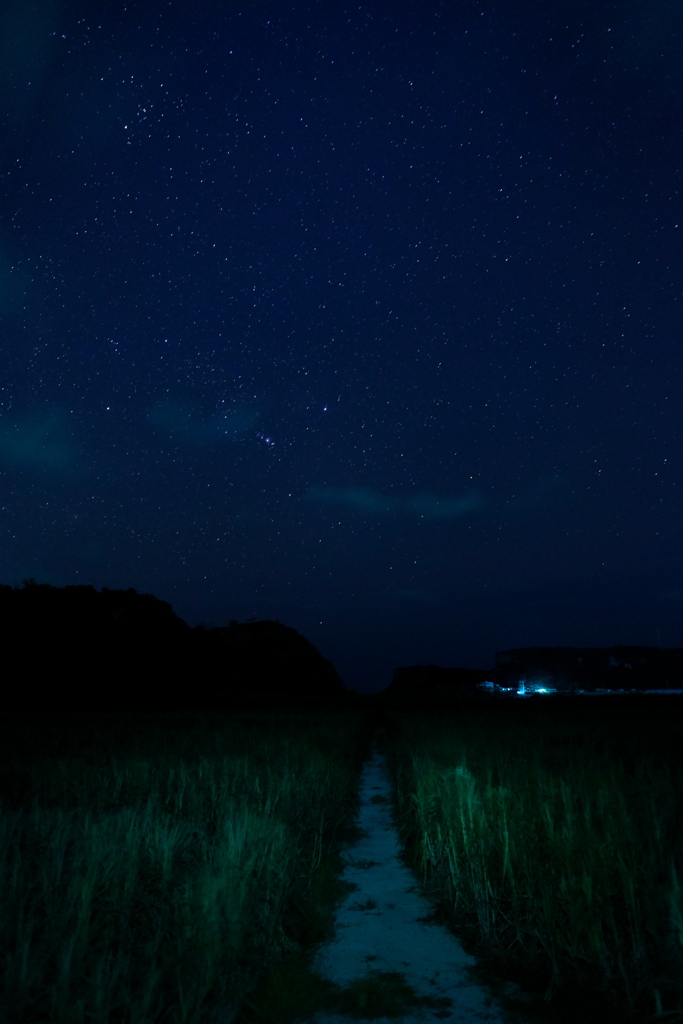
left=5, top=698, right=682, bottom=1024
left=383, top=698, right=683, bottom=1024
left=0, top=708, right=375, bottom=1024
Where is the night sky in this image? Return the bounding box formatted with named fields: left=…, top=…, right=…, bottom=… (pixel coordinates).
left=1, top=0, right=681, bottom=693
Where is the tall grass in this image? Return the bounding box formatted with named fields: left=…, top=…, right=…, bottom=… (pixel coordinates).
left=384, top=702, right=683, bottom=1021
left=0, top=710, right=372, bottom=1024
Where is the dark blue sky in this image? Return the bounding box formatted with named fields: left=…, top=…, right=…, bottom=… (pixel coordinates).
left=1, top=0, right=681, bottom=692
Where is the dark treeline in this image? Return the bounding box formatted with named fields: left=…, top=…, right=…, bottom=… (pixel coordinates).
left=1, top=582, right=353, bottom=713
left=5, top=581, right=682, bottom=715
left=384, top=649, right=683, bottom=707
left=383, top=665, right=489, bottom=703
left=495, top=645, right=683, bottom=690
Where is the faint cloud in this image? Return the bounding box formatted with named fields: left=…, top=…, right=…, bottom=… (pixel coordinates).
left=0, top=411, right=77, bottom=472
left=149, top=400, right=258, bottom=444
left=0, top=0, right=62, bottom=122
left=307, top=485, right=483, bottom=519
left=507, top=475, right=567, bottom=512
left=409, top=492, right=484, bottom=518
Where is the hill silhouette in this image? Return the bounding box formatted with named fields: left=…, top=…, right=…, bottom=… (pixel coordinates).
left=0, top=582, right=349, bottom=712
left=378, top=664, right=489, bottom=706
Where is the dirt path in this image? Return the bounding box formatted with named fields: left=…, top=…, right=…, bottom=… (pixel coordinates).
left=301, top=730, right=531, bottom=1024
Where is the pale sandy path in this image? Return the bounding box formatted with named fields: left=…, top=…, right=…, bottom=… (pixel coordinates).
left=302, top=731, right=531, bottom=1024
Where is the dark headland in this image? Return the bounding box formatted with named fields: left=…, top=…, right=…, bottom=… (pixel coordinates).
left=2, top=581, right=681, bottom=713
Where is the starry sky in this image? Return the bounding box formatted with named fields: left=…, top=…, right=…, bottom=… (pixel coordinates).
left=1, top=0, right=681, bottom=692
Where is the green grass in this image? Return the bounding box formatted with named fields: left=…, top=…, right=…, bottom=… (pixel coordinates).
left=0, top=709, right=375, bottom=1024
left=10, top=700, right=680, bottom=1024
left=382, top=701, right=683, bottom=1024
